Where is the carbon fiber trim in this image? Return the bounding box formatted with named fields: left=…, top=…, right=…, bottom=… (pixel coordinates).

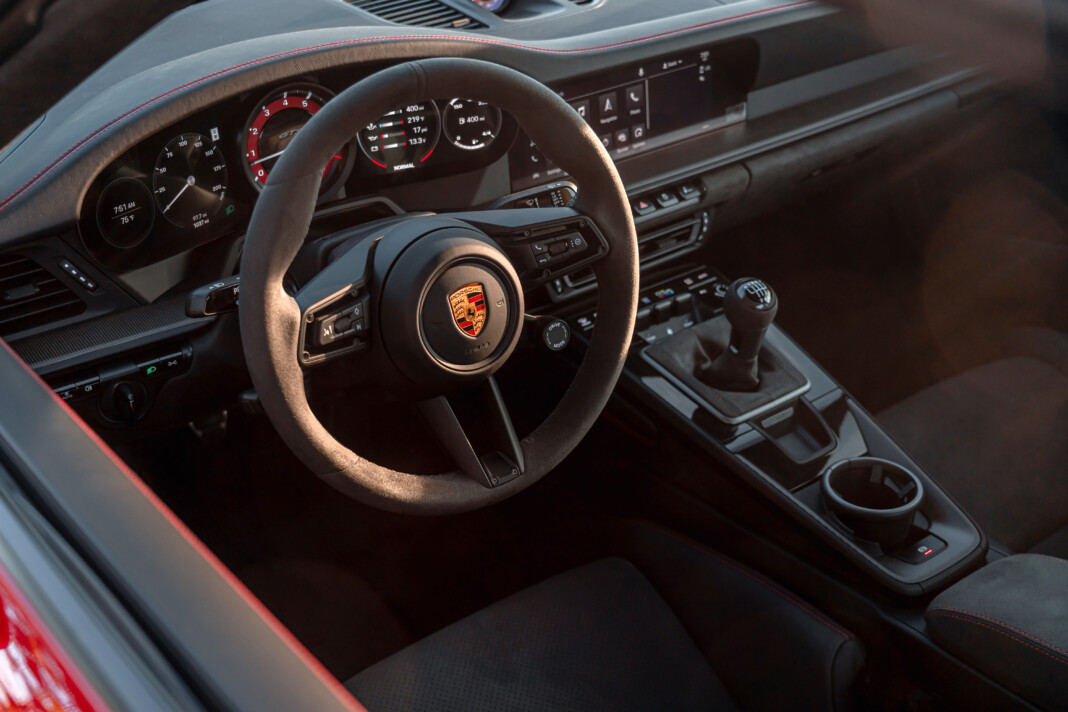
left=10, top=298, right=214, bottom=373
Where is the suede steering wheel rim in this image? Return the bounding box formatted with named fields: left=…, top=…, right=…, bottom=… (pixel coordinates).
left=239, top=58, right=638, bottom=515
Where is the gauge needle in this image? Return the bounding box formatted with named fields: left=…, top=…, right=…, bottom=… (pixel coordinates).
left=250, top=149, right=287, bottom=166
left=163, top=175, right=195, bottom=214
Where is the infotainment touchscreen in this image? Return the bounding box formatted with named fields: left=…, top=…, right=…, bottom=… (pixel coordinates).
left=509, top=39, right=758, bottom=192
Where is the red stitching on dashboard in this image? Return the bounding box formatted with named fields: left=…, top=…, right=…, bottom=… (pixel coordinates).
left=0, top=337, right=368, bottom=712
left=0, top=1, right=813, bottom=214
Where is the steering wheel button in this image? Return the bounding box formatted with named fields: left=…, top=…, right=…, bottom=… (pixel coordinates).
left=530, top=241, right=549, bottom=254
left=334, top=316, right=353, bottom=334
left=548, top=241, right=569, bottom=257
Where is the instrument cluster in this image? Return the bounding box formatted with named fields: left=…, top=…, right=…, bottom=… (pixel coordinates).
left=80, top=75, right=515, bottom=270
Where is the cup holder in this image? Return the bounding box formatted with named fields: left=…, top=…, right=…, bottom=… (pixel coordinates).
left=821, top=457, right=924, bottom=552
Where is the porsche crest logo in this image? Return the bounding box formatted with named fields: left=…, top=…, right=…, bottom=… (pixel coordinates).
left=449, top=283, right=487, bottom=337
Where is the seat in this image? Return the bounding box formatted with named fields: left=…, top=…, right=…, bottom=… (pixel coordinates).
left=879, top=351, right=1068, bottom=557
left=346, top=523, right=864, bottom=712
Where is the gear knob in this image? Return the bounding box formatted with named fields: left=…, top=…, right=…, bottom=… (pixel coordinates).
left=723, top=278, right=777, bottom=361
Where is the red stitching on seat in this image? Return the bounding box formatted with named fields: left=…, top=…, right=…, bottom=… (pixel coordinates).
left=929, top=607, right=1068, bottom=658
left=928, top=611, right=1068, bottom=667
left=640, top=523, right=855, bottom=641
left=0, top=338, right=367, bottom=712
left=0, top=1, right=813, bottom=214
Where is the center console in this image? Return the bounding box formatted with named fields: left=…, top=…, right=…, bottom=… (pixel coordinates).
left=563, top=262, right=986, bottom=597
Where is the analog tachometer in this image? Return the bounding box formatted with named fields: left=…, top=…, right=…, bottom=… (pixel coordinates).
left=243, top=84, right=353, bottom=198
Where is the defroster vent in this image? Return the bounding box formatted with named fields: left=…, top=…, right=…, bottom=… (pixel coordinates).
left=0, top=254, right=85, bottom=338
left=348, top=0, right=486, bottom=29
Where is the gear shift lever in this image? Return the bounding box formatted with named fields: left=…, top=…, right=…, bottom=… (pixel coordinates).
left=698, top=278, right=778, bottom=391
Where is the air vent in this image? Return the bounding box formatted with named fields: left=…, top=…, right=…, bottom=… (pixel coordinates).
left=0, top=254, right=85, bottom=338
left=348, top=0, right=486, bottom=29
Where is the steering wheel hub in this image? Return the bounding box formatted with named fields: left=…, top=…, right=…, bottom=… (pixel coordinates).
left=378, top=224, right=523, bottom=389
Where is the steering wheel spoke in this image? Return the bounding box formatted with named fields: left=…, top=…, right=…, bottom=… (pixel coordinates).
left=239, top=57, right=637, bottom=513
left=418, top=377, right=524, bottom=488
left=294, top=233, right=375, bottom=368
left=444, top=207, right=610, bottom=289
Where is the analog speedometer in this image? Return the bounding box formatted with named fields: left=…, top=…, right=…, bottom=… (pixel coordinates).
left=152, top=133, right=228, bottom=230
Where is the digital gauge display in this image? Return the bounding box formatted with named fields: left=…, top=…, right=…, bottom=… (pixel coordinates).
left=443, top=99, right=501, bottom=150
left=358, top=103, right=441, bottom=172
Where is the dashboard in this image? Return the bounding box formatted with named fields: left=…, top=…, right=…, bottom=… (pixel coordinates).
left=0, top=0, right=983, bottom=432
left=78, top=38, right=757, bottom=272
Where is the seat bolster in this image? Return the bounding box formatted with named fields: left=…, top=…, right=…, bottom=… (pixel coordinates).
left=618, top=522, right=865, bottom=712
left=346, top=557, right=736, bottom=712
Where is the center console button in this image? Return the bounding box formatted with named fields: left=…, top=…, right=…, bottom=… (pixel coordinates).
left=633, top=199, right=656, bottom=216
left=75, top=377, right=101, bottom=398
left=635, top=307, right=652, bottom=331
left=655, top=191, right=679, bottom=209
left=893, top=534, right=947, bottom=564
left=652, top=300, right=673, bottom=324
left=55, top=384, right=78, bottom=402
left=678, top=184, right=701, bottom=200
left=138, top=359, right=162, bottom=378
left=673, top=292, right=694, bottom=316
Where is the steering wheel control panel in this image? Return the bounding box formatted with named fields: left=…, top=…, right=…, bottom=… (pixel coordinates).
left=50, top=343, right=193, bottom=426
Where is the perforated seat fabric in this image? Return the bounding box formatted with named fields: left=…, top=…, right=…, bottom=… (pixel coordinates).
left=346, top=524, right=863, bottom=711
left=879, top=355, right=1068, bottom=556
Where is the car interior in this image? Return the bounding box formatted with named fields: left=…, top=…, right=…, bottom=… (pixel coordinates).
left=0, top=0, right=1065, bottom=709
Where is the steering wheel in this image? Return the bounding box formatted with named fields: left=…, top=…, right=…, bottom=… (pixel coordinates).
left=239, top=58, right=638, bottom=515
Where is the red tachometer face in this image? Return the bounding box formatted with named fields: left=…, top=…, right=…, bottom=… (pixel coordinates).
left=242, top=84, right=352, bottom=197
